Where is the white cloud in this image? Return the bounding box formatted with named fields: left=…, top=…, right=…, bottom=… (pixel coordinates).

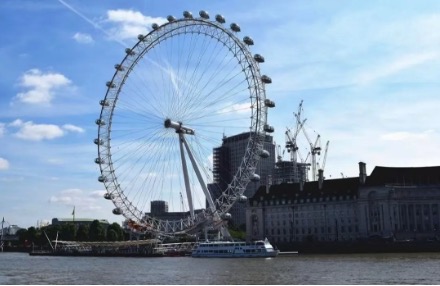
left=7, top=120, right=84, bottom=141
left=49, top=188, right=106, bottom=211
left=381, top=130, right=434, bottom=141
left=90, top=190, right=106, bottom=198
left=219, top=103, right=250, bottom=114
left=0, top=157, right=10, bottom=170
left=62, top=124, right=85, bottom=133
left=73, top=32, right=94, bottom=44
left=15, top=69, right=71, bottom=105
left=106, top=9, right=167, bottom=40
left=9, top=119, right=65, bottom=141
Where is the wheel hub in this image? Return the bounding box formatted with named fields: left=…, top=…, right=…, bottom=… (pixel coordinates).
left=164, top=118, right=195, bottom=135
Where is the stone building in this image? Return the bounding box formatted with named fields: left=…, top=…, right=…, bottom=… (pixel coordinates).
left=246, top=163, right=440, bottom=244
left=52, top=218, right=110, bottom=228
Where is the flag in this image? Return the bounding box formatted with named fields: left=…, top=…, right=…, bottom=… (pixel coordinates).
left=72, top=206, right=75, bottom=216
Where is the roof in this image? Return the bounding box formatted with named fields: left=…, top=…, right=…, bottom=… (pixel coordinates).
left=251, top=165, right=440, bottom=202
left=251, top=177, right=360, bottom=202
left=52, top=218, right=110, bottom=224
left=366, top=166, right=440, bottom=186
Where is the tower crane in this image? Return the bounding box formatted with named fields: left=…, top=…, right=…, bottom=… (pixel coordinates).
left=285, top=118, right=306, bottom=163
left=302, top=128, right=321, bottom=181
left=317, top=140, right=330, bottom=174
left=274, top=142, right=283, bottom=163
left=321, top=140, right=329, bottom=171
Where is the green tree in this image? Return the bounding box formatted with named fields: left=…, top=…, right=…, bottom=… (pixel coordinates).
left=76, top=224, right=89, bottom=241
left=107, top=229, right=118, bottom=241
left=26, top=227, right=38, bottom=244
left=89, top=220, right=105, bottom=241
left=44, top=224, right=61, bottom=242
left=16, top=229, right=28, bottom=246
left=60, top=224, right=76, bottom=241
left=107, top=223, right=124, bottom=241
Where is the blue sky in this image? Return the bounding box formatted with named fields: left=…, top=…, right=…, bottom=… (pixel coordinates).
left=1, top=0, right=440, bottom=229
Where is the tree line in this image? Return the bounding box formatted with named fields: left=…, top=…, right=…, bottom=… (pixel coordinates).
left=15, top=220, right=126, bottom=247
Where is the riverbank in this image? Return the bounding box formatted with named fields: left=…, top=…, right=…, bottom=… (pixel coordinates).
left=28, top=249, right=164, bottom=257
left=276, top=240, right=440, bottom=254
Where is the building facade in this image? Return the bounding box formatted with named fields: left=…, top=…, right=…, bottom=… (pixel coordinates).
left=209, top=132, right=275, bottom=228
left=246, top=163, right=440, bottom=244
left=52, top=218, right=110, bottom=228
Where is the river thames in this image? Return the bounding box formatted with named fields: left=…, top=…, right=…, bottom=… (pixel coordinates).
left=1, top=252, right=440, bottom=284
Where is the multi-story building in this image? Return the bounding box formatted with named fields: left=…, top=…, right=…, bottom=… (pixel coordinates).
left=1, top=224, right=25, bottom=243
left=246, top=162, right=440, bottom=244
left=273, top=159, right=310, bottom=184
left=143, top=200, right=205, bottom=221
left=209, top=132, right=275, bottom=228
left=52, top=218, right=110, bottom=228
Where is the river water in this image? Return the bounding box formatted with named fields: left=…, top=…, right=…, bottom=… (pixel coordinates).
left=1, top=252, right=440, bottom=284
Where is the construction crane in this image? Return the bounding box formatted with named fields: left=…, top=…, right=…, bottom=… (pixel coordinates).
left=321, top=140, right=329, bottom=171
left=302, top=128, right=321, bottom=181
left=285, top=118, right=305, bottom=163
left=317, top=140, right=330, bottom=174
left=274, top=142, right=283, bottom=163
left=289, top=100, right=330, bottom=182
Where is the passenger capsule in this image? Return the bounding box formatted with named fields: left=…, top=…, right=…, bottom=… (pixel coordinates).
left=137, top=34, right=145, bottom=41
left=106, top=81, right=116, bottom=88
left=243, top=36, right=254, bottom=45
left=98, top=175, right=107, bottom=183
left=125, top=48, right=135, bottom=56
left=152, top=23, right=159, bottom=30
left=94, top=138, right=104, bottom=145
left=114, top=64, right=124, bottom=71
left=215, top=14, right=225, bottom=24
left=167, top=15, right=176, bottom=22
left=264, top=124, right=274, bottom=133
left=183, top=11, right=193, bottom=19
left=230, top=23, right=240, bottom=32
left=95, top=119, right=105, bottom=126
left=112, top=208, right=123, bottom=215
left=104, top=193, right=114, bottom=200
left=199, top=10, right=209, bottom=19
left=261, top=75, right=272, bottom=84
left=100, top=100, right=110, bottom=106
left=238, top=195, right=248, bottom=203
left=221, top=213, right=232, bottom=220
left=251, top=173, right=260, bottom=182
left=94, top=158, right=105, bottom=164
left=264, top=99, right=275, bottom=108
left=254, top=54, right=265, bottom=63
left=259, top=149, right=270, bottom=158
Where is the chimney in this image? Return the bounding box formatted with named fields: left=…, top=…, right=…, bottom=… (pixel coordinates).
left=266, top=175, right=272, bottom=194
left=318, top=169, right=324, bottom=189
left=359, top=162, right=367, bottom=184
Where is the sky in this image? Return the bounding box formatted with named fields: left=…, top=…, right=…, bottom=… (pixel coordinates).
left=1, top=0, right=440, bottom=229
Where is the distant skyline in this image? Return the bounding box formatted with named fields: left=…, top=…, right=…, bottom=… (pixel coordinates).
left=1, top=0, right=440, bottom=228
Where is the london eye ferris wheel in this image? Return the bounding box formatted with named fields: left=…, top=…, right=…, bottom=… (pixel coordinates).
left=94, top=10, right=275, bottom=236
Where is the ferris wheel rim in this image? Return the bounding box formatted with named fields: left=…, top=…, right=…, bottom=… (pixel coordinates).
left=95, top=11, right=270, bottom=235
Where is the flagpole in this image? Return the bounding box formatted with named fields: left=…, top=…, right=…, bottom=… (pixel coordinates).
left=1, top=217, right=4, bottom=252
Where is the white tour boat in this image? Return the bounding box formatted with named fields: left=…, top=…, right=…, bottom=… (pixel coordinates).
left=191, top=238, right=279, bottom=258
